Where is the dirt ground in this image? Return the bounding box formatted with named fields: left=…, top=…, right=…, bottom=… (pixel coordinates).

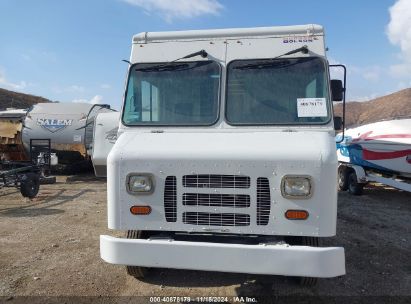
left=0, top=175, right=410, bottom=303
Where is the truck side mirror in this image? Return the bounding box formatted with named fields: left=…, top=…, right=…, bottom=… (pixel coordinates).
left=331, top=79, right=344, bottom=102
left=334, top=116, right=343, bottom=130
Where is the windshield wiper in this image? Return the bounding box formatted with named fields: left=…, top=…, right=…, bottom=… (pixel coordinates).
left=233, top=45, right=309, bottom=70
left=234, top=59, right=309, bottom=70
left=174, top=50, right=208, bottom=61
left=135, top=50, right=208, bottom=72
left=281, top=45, right=309, bottom=57
left=135, top=63, right=189, bottom=72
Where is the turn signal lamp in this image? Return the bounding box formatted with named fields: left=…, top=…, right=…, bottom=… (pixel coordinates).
left=130, top=205, right=152, bottom=215
left=285, top=210, right=309, bottom=220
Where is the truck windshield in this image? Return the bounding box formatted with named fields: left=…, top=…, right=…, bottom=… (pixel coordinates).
left=123, top=61, right=220, bottom=126
left=226, top=57, right=330, bottom=125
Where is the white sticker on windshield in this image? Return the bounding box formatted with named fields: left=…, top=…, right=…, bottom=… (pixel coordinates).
left=297, top=98, right=327, bottom=117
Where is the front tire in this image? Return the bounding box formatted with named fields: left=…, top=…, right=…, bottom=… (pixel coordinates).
left=338, top=166, right=349, bottom=191
left=299, top=237, right=319, bottom=287
left=125, top=230, right=149, bottom=279
left=347, top=171, right=364, bottom=195
left=285, top=236, right=319, bottom=287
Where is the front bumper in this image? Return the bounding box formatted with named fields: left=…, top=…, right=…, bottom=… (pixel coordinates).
left=100, top=235, right=345, bottom=278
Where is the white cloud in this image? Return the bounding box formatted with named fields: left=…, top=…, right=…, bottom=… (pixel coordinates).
left=328, top=58, right=381, bottom=82
left=72, top=98, right=87, bottom=104
left=386, top=0, right=411, bottom=77
left=397, top=80, right=411, bottom=90
left=41, top=51, right=58, bottom=63
left=328, top=57, right=345, bottom=79
left=361, top=66, right=381, bottom=82
left=20, top=54, right=31, bottom=61
left=90, top=95, right=104, bottom=104
left=53, top=85, right=85, bottom=94
left=122, top=0, right=223, bottom=22
left=68, top=85, right=85, bottom=92
left=100, top=84, right=111, bottom=89
left=0, top=68, right=27, bottom=90
left=72, top=95, right=104, bottom=104
left=351, top=93, right=379, bottom=102
left=389, top=62, right=411, bottom=77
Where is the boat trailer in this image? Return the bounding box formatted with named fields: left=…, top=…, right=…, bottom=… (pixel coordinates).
left=0, top=139, right=56, bottom=198
left=338, top=163, right=411, bottom=195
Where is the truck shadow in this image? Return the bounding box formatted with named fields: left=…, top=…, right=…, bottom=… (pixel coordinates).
left=0, top=188, right=93, bottom=217
left=141, top=268, right=249, bottom=287
left=141, top=269, right=302, bottom=294
left=66, top=174, right=106, bottom=184
left=340, top=183, right=410, bottom=200
left=0, top=189, right=20, bottom=197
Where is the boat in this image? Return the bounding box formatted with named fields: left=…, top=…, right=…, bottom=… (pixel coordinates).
left=336, top=118, right=411, bottom=176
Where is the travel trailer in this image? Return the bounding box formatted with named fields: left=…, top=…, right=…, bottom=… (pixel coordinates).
left=100, top=24, right=346, bottom=285
left=0, top=109, right=28, bottom=161
left=0, top=103, right=114, bottom=167
left=337, top=118, right=411, bottom=195
left=23, top=103, right=114, bottom=164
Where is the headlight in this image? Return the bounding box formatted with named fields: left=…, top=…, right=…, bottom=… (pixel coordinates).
left=127, top=174, right=154, bottom=193
left=281, top=175, right=313, bottom=199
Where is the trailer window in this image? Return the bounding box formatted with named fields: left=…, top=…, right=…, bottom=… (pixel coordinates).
left=123, top=61, right=220, bottom=126
left=226, top=57, right=330, bottom=125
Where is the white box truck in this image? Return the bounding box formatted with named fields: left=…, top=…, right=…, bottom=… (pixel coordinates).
left=100, top=24, right=346, bottom=285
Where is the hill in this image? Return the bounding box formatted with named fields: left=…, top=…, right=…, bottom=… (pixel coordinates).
left=0, top=87, right=51, bottom=110
left=334, top=88, right=411, bottom=128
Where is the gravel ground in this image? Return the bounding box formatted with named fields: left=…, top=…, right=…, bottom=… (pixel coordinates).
left=0, top=175, right=410, bottom=303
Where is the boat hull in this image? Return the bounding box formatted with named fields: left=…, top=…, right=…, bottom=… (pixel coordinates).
left=336, top=119, right=411, bottom=176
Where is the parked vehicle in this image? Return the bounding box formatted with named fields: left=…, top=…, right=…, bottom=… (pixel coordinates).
left=0, top=109, right=29, bottom=161
left=337, top=118, right=411, bottom=195
left=0, top=139, right=55, bottom=198
left=22, top=103, right=114, bottom=165
left=100, top=24, right=346, bottom=285
left=0, top=103, right=114, bottom=170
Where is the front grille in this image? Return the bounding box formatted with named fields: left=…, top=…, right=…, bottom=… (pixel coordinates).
left=183, top=212, right=250, bottom=226
left=256, top=177, right=271, bottom=225
left=164, top=175, right=272, bottom=227
left=164, top=176, right=177, bottom=222
left=183, top=193, right=250, bottom=208
left=183, top=174, right=250, bottom=189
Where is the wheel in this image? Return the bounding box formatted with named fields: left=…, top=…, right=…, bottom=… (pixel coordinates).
left=20, top=173, right=40, bottom=198
left=338, top=166, right=349, bottom=191
left=125, top=230, right=149, bottom=279
left=284, top=236, right=319, bottom=287
left=347, top=171, right=364, bottom=195
left=299, top=237, right=319, bottom=287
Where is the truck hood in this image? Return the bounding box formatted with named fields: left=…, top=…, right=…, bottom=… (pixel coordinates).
left=107, top=131, right=338, bottom=236
left=111, top=131, right=336, bottom=163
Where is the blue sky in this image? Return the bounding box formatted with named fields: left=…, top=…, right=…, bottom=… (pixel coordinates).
left=0, top=0, right=410, bottom=109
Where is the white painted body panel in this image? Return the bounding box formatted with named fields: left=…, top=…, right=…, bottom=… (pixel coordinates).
left=92, top=112, right=120, bottom=177
left=100, top=235, right=345, bottom=277
left=108, top=131, right=337, bottom=236
left=130, top=25, right=325, bottom=71
left=133, top=24, right=324, bottom=43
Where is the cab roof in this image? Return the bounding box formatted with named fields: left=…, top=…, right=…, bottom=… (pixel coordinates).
left=133, top=24, right=324, bottom=43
